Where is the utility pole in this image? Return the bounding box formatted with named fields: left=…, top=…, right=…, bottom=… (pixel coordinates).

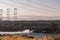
left=0, top=9, right=3, bottom=21
left=14, top=8, right=17, bottom=21
left=6, top=8, right=10, bottom=21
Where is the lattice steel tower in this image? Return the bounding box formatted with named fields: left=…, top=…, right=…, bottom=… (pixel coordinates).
left=6, top=8, right=10, bottom=21
left=14, top=8, right=17, bottom=21
left=0, top=9, right=3, bottom=21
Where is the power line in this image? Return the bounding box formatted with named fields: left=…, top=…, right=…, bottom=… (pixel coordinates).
left=10, top=0, right=60, bottom=14
left=1, top=0, right=60, bottom=15
left=1, top=0, right=44, bottom=13
left=28, top=0, right=60, bottom=12
left=1, top=0, right=60, bottom=14
left=27, top=0, right=60, bottom=13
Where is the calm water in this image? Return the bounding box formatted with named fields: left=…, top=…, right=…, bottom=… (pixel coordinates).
left=27, top=33, right=49, bottom=38
left=15, top=32, right=49, bottom=38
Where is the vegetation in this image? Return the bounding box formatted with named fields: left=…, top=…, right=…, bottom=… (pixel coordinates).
left=34, top=23, right=60, bottom=33
left=0, top=21, right=60, bottom=33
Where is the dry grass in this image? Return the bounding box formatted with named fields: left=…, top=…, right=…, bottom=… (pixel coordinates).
left=0, top=35, right=53, bottom=40
left=52, top=34, right=60, bottom=40
left=0, top=34, right=60, bottom=40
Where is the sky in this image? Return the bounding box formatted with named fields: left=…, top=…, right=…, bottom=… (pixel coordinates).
left=0, top=0, right=60, bottom=20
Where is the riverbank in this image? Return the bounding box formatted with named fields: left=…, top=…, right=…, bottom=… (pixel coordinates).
left=0, top=34, right=60, bottom=40
left=0, top=35, right=53, bottom=40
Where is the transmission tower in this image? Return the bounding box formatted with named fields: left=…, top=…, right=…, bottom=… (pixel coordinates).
left=14, top=8, right=17, bottom=21
left=0, top=9, right=3, bottom=21
left=6, top=8, right=10, bottom=21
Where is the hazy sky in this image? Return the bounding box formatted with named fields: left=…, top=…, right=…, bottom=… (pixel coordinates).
left=0, top=0, right=60, bottom=20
